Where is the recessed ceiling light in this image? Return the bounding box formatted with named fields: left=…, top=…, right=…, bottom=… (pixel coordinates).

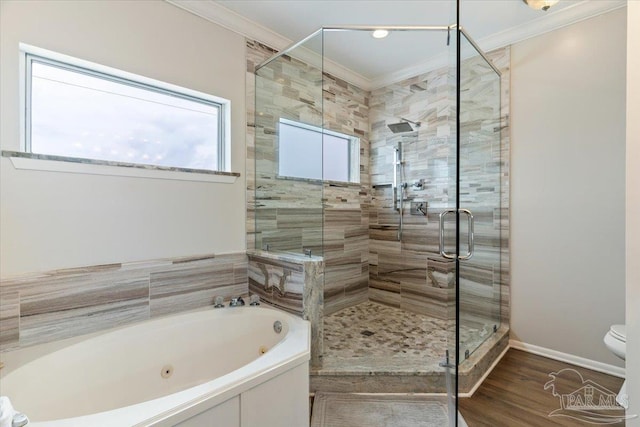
left=372, top=29, right=389, bottom=39
left=522, top=0, right=559, bottom=11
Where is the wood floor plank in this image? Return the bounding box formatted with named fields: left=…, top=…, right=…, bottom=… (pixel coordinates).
left=459, top=349, right=626, bottom=427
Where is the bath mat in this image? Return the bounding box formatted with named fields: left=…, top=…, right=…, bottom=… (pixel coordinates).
left=311, top=393, right=450, bottom=427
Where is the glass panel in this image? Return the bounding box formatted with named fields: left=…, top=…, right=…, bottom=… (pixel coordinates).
left=254, top=34, right=324, bottom=256
left=458, top=32, right=502, bottom=361
left=254, top=24, right=507, bottom=426
left=322, top=27, right=458, bottom=426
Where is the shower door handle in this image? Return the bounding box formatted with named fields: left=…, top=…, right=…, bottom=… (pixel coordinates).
left=439, top=209, right=456, bottom=259
left=459, top=209, right=474, bottom=260
left=439, top=208, right=475, bottom=260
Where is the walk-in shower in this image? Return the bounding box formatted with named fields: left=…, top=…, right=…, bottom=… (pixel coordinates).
left=251, top=19, right=509, bottom=426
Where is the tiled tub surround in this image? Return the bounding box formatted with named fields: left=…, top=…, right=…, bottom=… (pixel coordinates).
left=247, top=39, right=370, bottom=317
left=0, top=253, right=248, bottom=351
left=248, top=250, right=324, bottom=367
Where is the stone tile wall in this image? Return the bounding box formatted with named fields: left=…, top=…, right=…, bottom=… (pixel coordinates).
left=247, top=39, right=510, bottom=332
left=246, top=39, right=370, bottom=316
left=369, top=46, right=511, bottom=327
left=247, top=250, right=324, bottom=367
left=369, top=59, right=456, bottom=320
left=458, top=48, right=511, bottom=328
left=0, top=253, right=248, bottom=351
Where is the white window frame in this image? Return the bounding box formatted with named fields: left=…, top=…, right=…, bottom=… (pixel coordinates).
left=278, top=118, right=360, bottom=183
left=15, top=44, right=234, bottom=181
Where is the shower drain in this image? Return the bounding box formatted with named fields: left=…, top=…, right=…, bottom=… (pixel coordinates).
left=361, top=330, right=375, bottom=337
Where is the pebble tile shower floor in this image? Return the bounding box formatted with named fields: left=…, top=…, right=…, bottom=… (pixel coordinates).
left=321, top=301, right=489, bottom=373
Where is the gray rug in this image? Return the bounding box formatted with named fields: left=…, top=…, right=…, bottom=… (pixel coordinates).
left=311, top=393, right=451, bottom=427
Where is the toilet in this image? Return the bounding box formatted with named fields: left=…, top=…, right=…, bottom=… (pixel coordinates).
left=604, top=324, right=626, bottom=360
left=604, top=324, right=627, bottom=408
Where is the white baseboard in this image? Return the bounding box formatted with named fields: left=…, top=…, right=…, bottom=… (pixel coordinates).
left=509, top=340, right=626, bottom=378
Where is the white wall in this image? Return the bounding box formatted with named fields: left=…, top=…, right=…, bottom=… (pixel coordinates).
left=626, top=1, right=639, bottom=422
left=510, top=8, right=627, bottom=366
left=0, top=1, right=247, bottom=277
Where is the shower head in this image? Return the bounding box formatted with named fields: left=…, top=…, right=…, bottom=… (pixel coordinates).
left=388, top=122, right=414, bottom=133
left=387, top=118, right=421, bottom=134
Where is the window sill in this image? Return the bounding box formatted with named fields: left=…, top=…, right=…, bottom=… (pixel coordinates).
left=1, top=151, right=240, bottom=183
left=275, top=174, right=361, bottom=188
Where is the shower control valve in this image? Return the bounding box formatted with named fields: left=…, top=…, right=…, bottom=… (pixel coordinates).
left=410, top=201, right=428, bottom=217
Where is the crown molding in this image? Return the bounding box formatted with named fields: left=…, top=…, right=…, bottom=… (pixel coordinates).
left=370, top=52, right=451, bottom=90
left=166, top=0, right=291, bottom=50
left=372, top=0, right=627, bottom=89
left=474, top=0, right=627, bottom=54
left=286, top=48, right=372, bottom=90
left=166, top=0, right=627, bottom=91
left=166, top=0, right=372, bottom=90
left=322, top=57, right=372, bottom=90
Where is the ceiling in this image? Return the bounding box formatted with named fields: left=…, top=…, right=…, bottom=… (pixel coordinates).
left=168, top=0, right=625, bottom=89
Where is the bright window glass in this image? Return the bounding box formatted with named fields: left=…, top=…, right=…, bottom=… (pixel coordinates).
left=278, top=119, right=359, bottom=183
left=27, top=56, right=225, bottom=171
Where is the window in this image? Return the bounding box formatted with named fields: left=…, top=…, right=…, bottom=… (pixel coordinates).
left=22, top=46, right=230, bottom=172
left=278, top=119, right=360, bottom=183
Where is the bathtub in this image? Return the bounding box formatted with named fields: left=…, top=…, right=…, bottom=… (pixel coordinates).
left=0, top=306, right=310, bottom=426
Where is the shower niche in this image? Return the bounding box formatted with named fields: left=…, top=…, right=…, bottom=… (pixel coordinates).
left=248, top=24, right=510, bottom=423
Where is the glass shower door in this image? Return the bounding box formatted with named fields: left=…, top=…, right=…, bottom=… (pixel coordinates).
left=442, top=27, right=502, bottom=426
left=457, top=32, right=503, bottom=362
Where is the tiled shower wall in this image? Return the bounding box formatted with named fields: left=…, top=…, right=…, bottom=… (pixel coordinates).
left=0, top=253, right=248, bottom=351
left=369, top=60, right=456, bottom=319
left=246, top=40, right=370, bottom=316
left=458, top=47, right=511, bottom=326
left=246, top=40, right=510, bottom=323
left=369, top=47, right=511, bottom=322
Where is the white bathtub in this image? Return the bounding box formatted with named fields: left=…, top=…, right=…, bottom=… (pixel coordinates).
left=0, top=306, right=310, bottom=426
